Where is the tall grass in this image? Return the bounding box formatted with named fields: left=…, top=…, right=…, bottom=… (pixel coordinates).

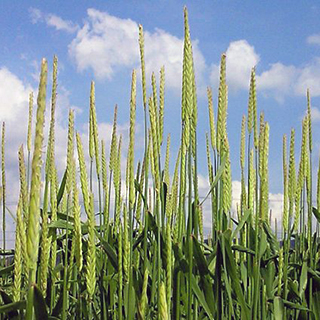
left=1, top=7, right=320, bottom=320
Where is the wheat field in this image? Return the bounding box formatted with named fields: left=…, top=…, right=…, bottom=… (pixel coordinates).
left=0, top=7, right=320, bottom=320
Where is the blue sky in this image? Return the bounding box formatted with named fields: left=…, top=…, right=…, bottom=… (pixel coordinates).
left=1, top=1, right=320, bottom=237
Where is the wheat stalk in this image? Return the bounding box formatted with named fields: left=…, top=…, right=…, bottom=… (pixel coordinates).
left=216, top=54, right=226, bottom=155
left=13, top=196, right=23, bottom=302
left=76, top=132, right=90, bottom=216
left=26, top=58, right=47, bottom=319
left=164, top=134, right=171, bottom=188
left=123, top=203, right=129, bottom=284
left=207, top=87, right=216, bottom=150
left=159, top=66, right=165, bottom=146
left=138, top=268, right=149, bottom=319
left=73, top=160, right=83, bottom=272
left=288, top=129, right=296, bottom=222
left=128, top=70, right=136, bottom=208
left=18, top=145, right=28, bottom=231
left=159, top=281, right=168, bottom=320
left=86, top=193, right=96, bottom=299
left=282, top=135, right=288, bottom=233
left=138, top=24, right=147, bottom=110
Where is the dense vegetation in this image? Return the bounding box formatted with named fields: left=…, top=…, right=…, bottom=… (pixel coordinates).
left=1, top=7, right=320, bottom=320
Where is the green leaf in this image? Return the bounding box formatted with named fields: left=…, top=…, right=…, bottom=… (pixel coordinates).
left=259, top=229, right=267, bottom=259
left=100, top=237, right=119, bottom=271
left=193, top=236, right=209, bottom=275
left=262, top=221, right=279, bottom=253
left=299, top=261, right=308, bottom=299
left=56, top=211, right=75, bottom=222
left=52, top=263, right=64, bottom=277
left=231, top=245, right=255, bottom=256
left=231, top=209, right=251, bottom=239
left=191, top=275, right=214, bottom=320
left=288, top=279, right=300, bottom=301
left=57, top=169, right=67, bottom=206
left=273, top=297, right=284, bottom=320
left=222, top=233, right=250, bottom=320
left=200, top=155, right=226, bottom=206
left=48, top=219, right=74, bottom=230
left=312, top=291, right=320, bottom=320
left=127, top=282, right=135, bottom=320
left=213, top=238, right=222, bottom=318
left=51, top=292, right=63, bottom=317
left=33, top=284, right=49, bottom=320
left=282, top=299, right=310, bottom=312
left=312, top=207, right=320, bottom=224
left=0, top=300, right=25, bottom=314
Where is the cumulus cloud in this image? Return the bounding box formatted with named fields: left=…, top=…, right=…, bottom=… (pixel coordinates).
left=46, top=14, right=79, bottom=33
left=210, top=40, right=260, bottom=91
left=269, top=193, right=283, bottom=232
left=295, top=58, right=320, bottom=96
left=199, top=178, right=284, bottom=235
left=231, top=181, right=283, bottom=232
left=307, top=33, right=320, bottom=45
left=257, top=63, right=298, bottom=102
left=310, top=107, right=320, bottom=122
left=69, top=9, right=139, bottom=79
left=256, top=58, right=320, bottom=100
left=257, top=58, right=320, bottom=99
left=29, top=8, right=320, bottom=101
left=0, top=67, right=65, bottom=201
left=68, top=8, right=206, bottom=90
left=0, top=68, right=33, bottom=122
left=257, top=63, right=297, bottom=93
left=29, top=7, right=79, bottom=33
left=0, top=67, right=88, bottom=201
left=29, top=8, right=42, bottom=24
left=208, top=38, right=320, bottom=100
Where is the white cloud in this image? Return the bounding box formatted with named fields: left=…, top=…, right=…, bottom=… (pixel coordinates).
left=269, top=193, right=283, bottom=231
left=295, top=58, right=320, bottom=96
left=29, top=8, right=78, bottom=33
left=256, top=58, right=320, bottom=99
left=210, top=40, right=260, bottom=91
left=0, top=67, right=77, bottom=248
left=256, top=59, right=320, bottom=99
left=28, top=8, right=320, bottom=101
left=0, top=67, right=83, bottom=201
left=257, top=63, right=297, bottom=92
left=231, top=180, right=241, bottom=213
left=310, top=107, right=320, bottom=122
left=200, top=179, right=284, bottom=235
left=208, top=38, right=320, bottom=100
left=29, top=8, right=42, bottom=24
left=307, top=33, right=320, bottom=45
left=69, top=9, right=139, bottom=79
left=46, top=14, right=79, bottom=33
left=0, top=68, right=34, bottom=212
left=68, top=9, right=206, bottom=90
left=231, top=180, right=284, bottom=232
left=257, top=63, right=298, bottom=102
left=0, top=68, right=33, bottom=122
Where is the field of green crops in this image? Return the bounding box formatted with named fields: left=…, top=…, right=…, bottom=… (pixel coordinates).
left=1, top=7, right=320, bottom=320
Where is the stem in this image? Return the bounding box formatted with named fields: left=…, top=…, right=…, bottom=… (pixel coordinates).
left=26, top=279, right=35, bottom=320
left=187, top=141, right=193, bottom=320
left=143, top=105, right=149, bottom=273
left=61, top=195, right=70, bottom=320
